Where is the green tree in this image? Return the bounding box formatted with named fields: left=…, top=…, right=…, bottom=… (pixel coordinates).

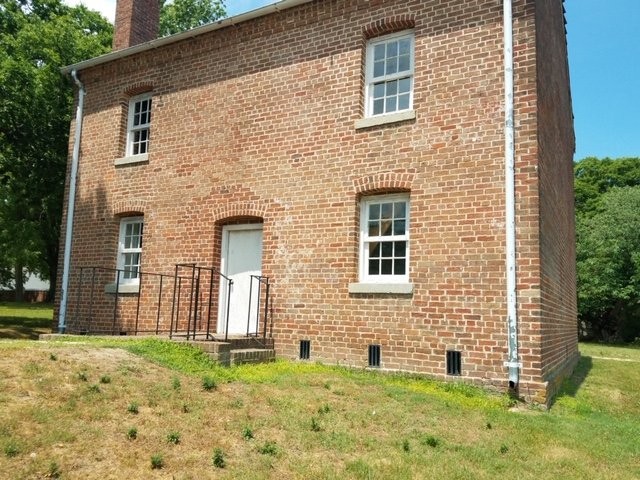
left=159, top=0, right=226, bottom=37
left=0, top=0, right=113, bottom=300
left=575, top=157, right=640, bottom=341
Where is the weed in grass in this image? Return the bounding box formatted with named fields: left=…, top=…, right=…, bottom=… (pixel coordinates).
left=150, top=453, right=164, bottom=470
left=318, top=404, right=331, bottom=414
left=242, top=426, right=254, bottom=440
left=126, top=427, right=137, bottom=440
left=77, top=372, right=88, bottom=382
left=202, top=375, right=217, bottom=391
left=310, top=417, right=322, bottom=432
left=402, top=439, right=411, bottom=452
left=323, top=382, right=331, bottom=390
left=230, top=398, right=244, bottom=409
left=258, top=441, right=280, bottom=456
left=49, top=353, right=57, bottom=361
left=172, top=376, right=181, bottom=391
left=166, top=431, right=180, bottom=445
left=48, top=461, right=61, bottom=479
left=421, top=435, right=440, bottom=448
left=182, top=404, right=189, bottom=413
left=4, top=440, right=19, bottom=457
left=127, top=402, right=139, bottom=414
left=499, top=444, right=509, bottom=454
left=346, top=459, right=373, bottom=478
left=333, top=389, right=345, bottom=396
left=99, top=375, right=111, bottom=384
left=212, top=448, right=226, bottom=468
left=486, top=422, right=492, bottom=430
left=87, top=384, right=101, bottom=394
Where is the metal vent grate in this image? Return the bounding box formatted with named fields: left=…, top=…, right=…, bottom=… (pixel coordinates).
left=299, top=340, right=311, bottom=360
left=446, top=350, right=462, bottom=375
left=368, top=344, right=381, bottom=368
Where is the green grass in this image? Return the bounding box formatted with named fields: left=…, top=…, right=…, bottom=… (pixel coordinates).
left=0, top=301, right=53, bottom=339
left=2, top=310, right=640, bottom=478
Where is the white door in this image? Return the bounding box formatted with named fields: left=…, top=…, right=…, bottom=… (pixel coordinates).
left=218, top=225, right=263, bottom=335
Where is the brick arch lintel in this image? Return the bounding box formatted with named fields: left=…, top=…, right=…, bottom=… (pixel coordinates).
left=212, top=201, right=269, bottom=223
left=124, top=82, right=154, bottom=97
left=112, top=199, right=147, bottom=216
left=353, top=172, right=414, bottom=196
left=362, top=15, right=416, bottom=39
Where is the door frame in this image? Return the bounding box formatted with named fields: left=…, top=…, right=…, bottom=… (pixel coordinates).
left=217, top=223, right=264, bottom=335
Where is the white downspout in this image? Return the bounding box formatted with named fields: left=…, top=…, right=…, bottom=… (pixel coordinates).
left=57, top=69, right=85, bottom=333
left=503, top=0, right=520, bottom=389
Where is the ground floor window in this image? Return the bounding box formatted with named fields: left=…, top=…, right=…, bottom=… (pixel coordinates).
left=117, top=217, right=143, bottom=284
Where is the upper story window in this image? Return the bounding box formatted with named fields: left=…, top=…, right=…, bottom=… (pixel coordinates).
left=127, top=94, right=152, bottom=156
left=365, top=31, right=414, bottom=118
left=359, top=194, right=409, bottom=283
left=117, top=217, right=143, bottom=284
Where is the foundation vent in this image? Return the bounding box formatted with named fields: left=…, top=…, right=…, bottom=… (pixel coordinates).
left=299, top=340, right=311, bottom=360
left=368, top=344, right=381, bottom=368
left=446, top=350, right=462, bottom=375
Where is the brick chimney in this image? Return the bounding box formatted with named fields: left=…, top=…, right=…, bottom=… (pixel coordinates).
left=113, top=0, right=160, bottom=50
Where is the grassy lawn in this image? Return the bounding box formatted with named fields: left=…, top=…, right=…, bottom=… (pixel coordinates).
left=0, top=336, right=637, bottom=479
left=0, top=302, right=53, bottom=340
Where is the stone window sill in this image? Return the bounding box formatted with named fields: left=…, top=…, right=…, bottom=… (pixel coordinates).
left=104, top=283, right=140, bottom=294
left=354, top=110, right=416, bottom=130
left=114, top=153, right=148, bottom=166
left=348, top=283, right=413, bottom=294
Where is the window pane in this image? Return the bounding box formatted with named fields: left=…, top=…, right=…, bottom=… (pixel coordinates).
left=368, top=221, right=379, bottom=237
left=385, top=96, right=396, bottom=113
left=374, top=60, right=385, bottom=78
left=369, top=242, right=380, bottom=258
left=369, top=203, right=380, bottom=220
left=373, top=99, right=384, bottom=115
left=373, top=83, right=385, bottom=99
left=369, top=259, right=379, bottom=275
left=380, top=220, right=392, bottom=236
left=381, top=203, right=393, bottom=219
left=374, top=44, right=385, bottom=61
left=387, top=40, right=398, bottom=57
left=395, top=241, right=406, bottom=257
left=398, top=94, right=410, bottom=111
left=393, top=220, right=406, bottom=235
left=386, top=57, right=398, bottom=75
left=381, top=242, right=393, bottom=257
left=381, top=259, right=393, bottom=274
left=394, top=259, right=406, bottom=275
left=398, top=54, right=410, bottom=72
left=399, top=77, right=411, bottom=93
left=394, top=201, right=406, bottom=218
left=399, top=38, right=411, bottom=55
left=387, top=79, right=397, bottom=96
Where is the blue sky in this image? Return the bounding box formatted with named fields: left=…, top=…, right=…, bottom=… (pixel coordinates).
left=70, top=0, right=638, bottom=161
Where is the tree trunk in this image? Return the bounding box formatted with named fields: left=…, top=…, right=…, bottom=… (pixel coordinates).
left=14, top=260, right=24, bottom=302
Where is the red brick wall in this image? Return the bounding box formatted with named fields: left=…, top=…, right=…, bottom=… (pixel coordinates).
left=55, top=0, right=576, bottom=403
left=113, top=0, right=159, bottom=50
left=535, top=0, right=579, bottom=400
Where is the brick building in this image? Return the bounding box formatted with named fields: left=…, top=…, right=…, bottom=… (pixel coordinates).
left=55, top=0, right=577, bottom=404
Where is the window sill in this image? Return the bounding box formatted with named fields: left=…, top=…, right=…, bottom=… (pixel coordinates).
left=348, top=283, right=413, bottom=294
left=354, top=110, right=416, bottom=130
left=105, top=283, right=140, bottom=294
left=114, top=153, right=148, bottom=166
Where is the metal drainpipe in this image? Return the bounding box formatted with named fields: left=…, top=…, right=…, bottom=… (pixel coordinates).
left=503, top=0, right=520, bottom=390
left=57, top=69, right=85, bottom=333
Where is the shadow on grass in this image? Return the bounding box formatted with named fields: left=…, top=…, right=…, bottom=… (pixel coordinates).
left=0, top=302, right=53, bottom=340
left=552, top=354, right=593, bottom=404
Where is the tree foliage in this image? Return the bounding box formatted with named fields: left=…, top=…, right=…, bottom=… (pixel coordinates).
left=159, top=0, right=225, bottom=37
left=575, top=157, right=640, bottom=341
left=0, top=0, right=112, bottom=298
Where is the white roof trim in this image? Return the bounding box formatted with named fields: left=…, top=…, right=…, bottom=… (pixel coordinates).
left=62, top=0, right=315, bottom=74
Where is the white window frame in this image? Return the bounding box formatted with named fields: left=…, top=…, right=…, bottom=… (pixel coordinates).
left=364, top=30, right=415, bottom=118
left=116, top=217, right=143, bottom=286
left=126, top=93, right=152, bottom=157
left=358, top=193, right=410, bottom=284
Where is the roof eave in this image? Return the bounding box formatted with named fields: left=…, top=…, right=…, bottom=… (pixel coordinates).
left=62, top=0, right=315, bottom=74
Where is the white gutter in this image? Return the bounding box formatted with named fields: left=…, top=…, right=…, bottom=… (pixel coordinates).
left=61, top=0, right=315, bottom=74
left=503, top=0, right=520, bottom=389
left=57, top=70, right=85, bottom=333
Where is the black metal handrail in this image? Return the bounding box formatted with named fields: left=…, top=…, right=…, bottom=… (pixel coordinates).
left=248, top=275, right=272, bottom=340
